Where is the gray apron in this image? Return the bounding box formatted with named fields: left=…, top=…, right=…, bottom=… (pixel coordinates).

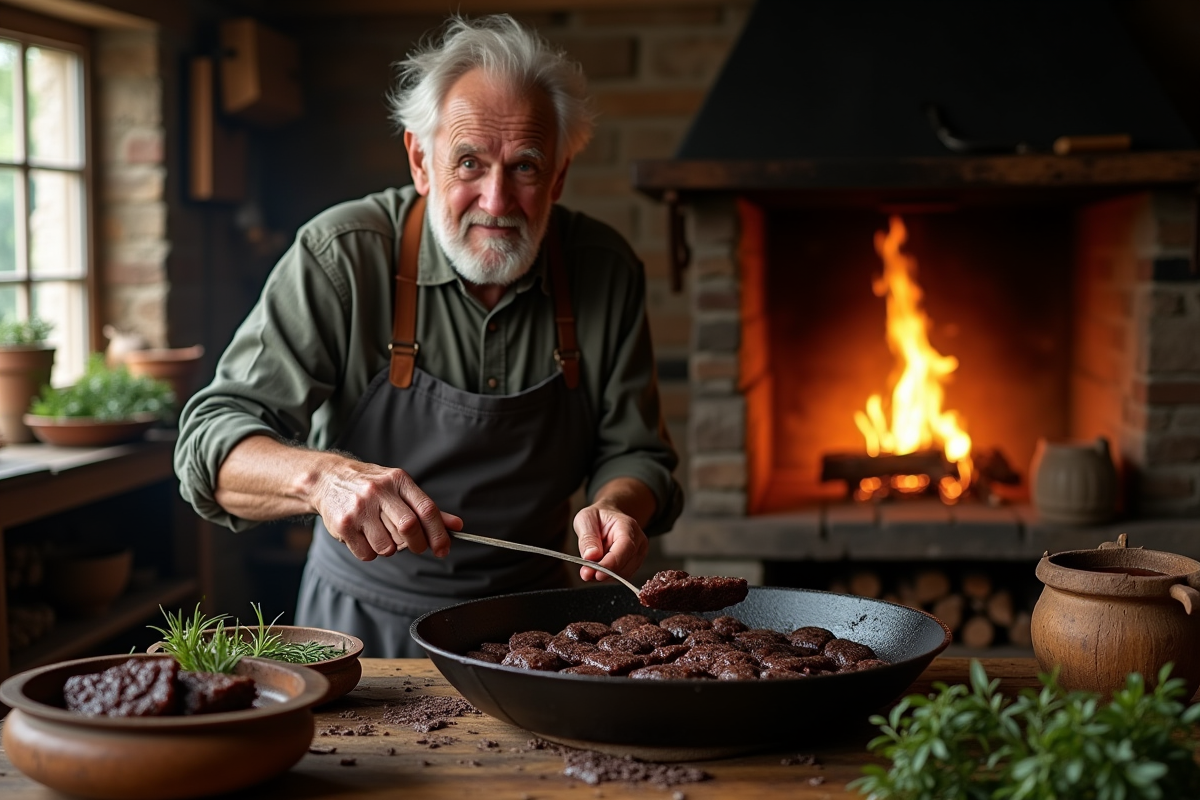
left=296, top=200, right=594, bottom=657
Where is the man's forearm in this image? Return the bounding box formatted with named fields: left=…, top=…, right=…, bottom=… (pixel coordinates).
left=214, top=434, right=341, bottom=521
left=591, top=476, right=657, bottom=529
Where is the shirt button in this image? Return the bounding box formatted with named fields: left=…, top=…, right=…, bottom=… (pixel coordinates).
left=487, top=322, right=498, bottom=333
left=487, top=377, right=498, bottom=389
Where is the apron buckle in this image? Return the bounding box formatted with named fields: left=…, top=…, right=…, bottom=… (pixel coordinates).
left=553, top=347, right=580, bottom=367
left=388, top=340, right=420, bottom=356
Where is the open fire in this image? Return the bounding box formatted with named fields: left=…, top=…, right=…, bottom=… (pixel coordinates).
left=851, top=216, right=973, bottom=505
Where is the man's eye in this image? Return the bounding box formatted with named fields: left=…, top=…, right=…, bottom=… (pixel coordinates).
left=460, top=158, right=478, bottom=170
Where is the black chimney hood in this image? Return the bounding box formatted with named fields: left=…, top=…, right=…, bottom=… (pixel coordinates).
left=633, top=0, right=1200, bottom=199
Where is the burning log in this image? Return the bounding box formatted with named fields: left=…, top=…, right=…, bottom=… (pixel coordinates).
left=820, top=451, right=953, bottom=486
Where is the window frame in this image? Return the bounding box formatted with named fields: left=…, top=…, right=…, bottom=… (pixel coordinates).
left=0, top=6, right=96, bottom=380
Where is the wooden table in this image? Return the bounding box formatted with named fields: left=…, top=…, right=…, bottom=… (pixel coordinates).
left=0, top=656, right=1042, bottom=799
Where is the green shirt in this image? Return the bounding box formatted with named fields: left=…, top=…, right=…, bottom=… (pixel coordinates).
left=174, top=186, right=683, bottom=535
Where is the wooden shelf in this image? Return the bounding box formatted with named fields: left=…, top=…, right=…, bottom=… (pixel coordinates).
left=0, top=438, right=211, bottom=679
left=10, top=578, right=199, bottom=674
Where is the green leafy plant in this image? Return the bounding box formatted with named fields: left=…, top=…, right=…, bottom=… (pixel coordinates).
left=29, top=353, right=173, bottom=419
left=0, top=315, right=53, bottom=346
left=851, top=660, right=1200, bottom=800
left=149, top=603, right=347, bottom=674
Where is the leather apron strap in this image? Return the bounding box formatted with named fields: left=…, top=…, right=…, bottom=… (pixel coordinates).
left=389, top=194, right=425, bottom=388
left=389, top=197, right=579, bottom=390
left=547, top=216, right=580, bottom=390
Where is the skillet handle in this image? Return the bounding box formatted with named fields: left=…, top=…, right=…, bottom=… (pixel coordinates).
left=1170, top=583, right=1200, bottom=615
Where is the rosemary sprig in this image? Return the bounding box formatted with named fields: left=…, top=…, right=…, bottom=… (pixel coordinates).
left=150, top=603, right=348, bottom=674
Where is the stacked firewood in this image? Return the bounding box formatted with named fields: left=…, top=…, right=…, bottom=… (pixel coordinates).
left=830, top=568, right=1033, bottom=649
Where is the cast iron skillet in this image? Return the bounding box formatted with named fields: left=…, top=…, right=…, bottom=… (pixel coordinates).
left=412, top=585, right=951, bottom=750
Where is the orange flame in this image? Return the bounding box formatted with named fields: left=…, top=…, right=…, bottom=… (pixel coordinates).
left=853, top=216, right=973, bottom=501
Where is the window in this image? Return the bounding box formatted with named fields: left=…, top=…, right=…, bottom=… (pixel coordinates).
left=0, top=24, right=90, bottom=385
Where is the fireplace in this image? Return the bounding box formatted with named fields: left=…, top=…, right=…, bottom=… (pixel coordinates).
left=632, top=0, right=1200, bottom=646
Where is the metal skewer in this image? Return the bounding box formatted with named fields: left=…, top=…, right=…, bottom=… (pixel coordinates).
left=449, top=530, right=642, bottom=598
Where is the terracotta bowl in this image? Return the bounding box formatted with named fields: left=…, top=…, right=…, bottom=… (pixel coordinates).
left=22, top=413, right=158, bottom=447
left=44, top=546, right=133, bottom=617
left=150, top=624, right=364, bottom=707
left=0, top=653, right=328, bottom=800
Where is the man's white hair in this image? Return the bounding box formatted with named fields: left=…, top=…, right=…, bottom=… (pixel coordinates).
left=388, top=14, right=595, bottom=163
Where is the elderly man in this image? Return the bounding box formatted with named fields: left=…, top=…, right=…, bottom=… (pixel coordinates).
left=174, top=15, right=683, bottom=656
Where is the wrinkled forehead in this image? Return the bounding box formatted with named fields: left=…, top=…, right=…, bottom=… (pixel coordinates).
left=434, top=68, right=558, bottom=158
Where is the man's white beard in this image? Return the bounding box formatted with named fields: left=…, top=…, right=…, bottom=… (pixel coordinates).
left=427, top=184, right=549, bottom=286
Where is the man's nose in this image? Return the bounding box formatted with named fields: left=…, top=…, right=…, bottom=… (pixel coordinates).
left=477, top=167, right=513, bottom=217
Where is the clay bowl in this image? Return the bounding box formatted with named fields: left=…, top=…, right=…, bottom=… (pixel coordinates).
left=0, top=653, right=328, bottom=800
left=22, top=413, right=158, bottom=446
left=1032, top=536, right=1200, bottom=698
left=150, top=624, right=364, bottom=706
left=44, top=546, right=133, bottom=617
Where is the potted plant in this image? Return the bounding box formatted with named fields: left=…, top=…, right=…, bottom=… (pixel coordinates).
left=22, top=354, right=174, bottom=446
left=0, top=316, right=55, bottom=444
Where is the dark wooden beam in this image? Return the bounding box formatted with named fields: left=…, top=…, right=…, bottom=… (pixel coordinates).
left=632, top=151, right=1200, bottom=199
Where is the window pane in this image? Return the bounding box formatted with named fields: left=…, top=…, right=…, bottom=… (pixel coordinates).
left=30, top=169, right=84, bottom=277
left=0, top=167, right=19, bottom=274
left=0, top=40, right=20, bottom=162
left=0, top=284, right=17, bottom=321
left=32, top=280, right=86, bottom=385
left=26, top=46, right=82, bottom=168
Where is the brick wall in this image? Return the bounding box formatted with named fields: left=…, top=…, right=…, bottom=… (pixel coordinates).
left=1073, top=191, right=1200, bottom=515
left=95, top=27, right=169, bottom=347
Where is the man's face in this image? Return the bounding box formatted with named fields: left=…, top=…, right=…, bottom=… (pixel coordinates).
left=407, top=69, right=569, bottom=286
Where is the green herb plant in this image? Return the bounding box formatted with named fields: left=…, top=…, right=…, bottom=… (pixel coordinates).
left=0, top=315, right=53, bottom=346
left=150, top=603, right=348, bottom=674
left=851, top=660, right=1200, bottom=800
left=29, top=353, right=173, bottom=419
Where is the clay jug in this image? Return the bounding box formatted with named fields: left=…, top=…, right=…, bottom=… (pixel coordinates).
left=1029, top=436, right=1117, bottom=525
left=1031, top=534, right=1200, bottom=698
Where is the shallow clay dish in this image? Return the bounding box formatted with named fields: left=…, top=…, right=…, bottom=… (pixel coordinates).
left=150, top=624, right=364, bottom=706
left=22, top=413, right=157, bottom=446
left=0, top=653, right=328, bottom=800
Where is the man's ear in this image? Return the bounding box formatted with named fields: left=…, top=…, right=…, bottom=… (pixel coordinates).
left=550, top=158, right=571, bottom=202
left=405, top=130, right=431, bottom=196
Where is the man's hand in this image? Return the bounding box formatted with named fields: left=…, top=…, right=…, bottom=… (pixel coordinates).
left=572, top=477, right=657, bottom=581
left=214, top=435, right=461, bottom=562
left=311, top=459, right=462, bottom=561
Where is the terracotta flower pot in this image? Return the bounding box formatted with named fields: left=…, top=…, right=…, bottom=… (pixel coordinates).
left=122, top=345, right=205, bottom=410
left=0, top=345, right=55, bottom=444
left=1031, top=534, right=1200, bottom=698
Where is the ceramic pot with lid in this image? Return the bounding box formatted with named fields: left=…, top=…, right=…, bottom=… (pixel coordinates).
left=1029, top=436, right=1118, bottom=525
left=1031, top=534, right=1200, bottom=698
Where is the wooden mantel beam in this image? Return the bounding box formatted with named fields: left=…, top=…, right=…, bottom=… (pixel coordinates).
left=632, top=151, right=1200, bottom=200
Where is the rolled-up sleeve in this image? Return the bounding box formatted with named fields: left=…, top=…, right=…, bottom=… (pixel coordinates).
left=174, top=234, right=354, bottom=531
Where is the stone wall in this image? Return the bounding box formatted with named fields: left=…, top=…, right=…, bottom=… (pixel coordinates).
left=1073, top=192, right=1200, bottom=515
left=95, top=27, right=169, bottom=347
